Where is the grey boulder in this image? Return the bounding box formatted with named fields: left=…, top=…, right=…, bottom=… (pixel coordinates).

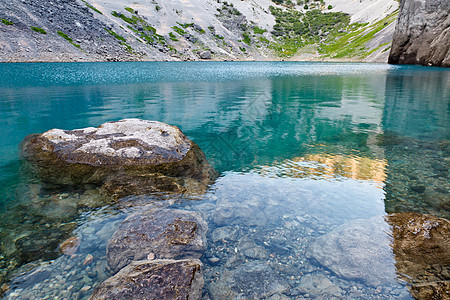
left=90, top=259, right=203, bottom=300
left=107, top=208, right=207, bottom=272
left=306, top=215, right=397, bottom=287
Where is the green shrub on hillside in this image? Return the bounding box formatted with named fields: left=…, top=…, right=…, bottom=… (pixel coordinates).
left=57, top=31, right=81, bottom=49
left=31, top=26, right=46, bottom=34
left=178, top=22, right=194, bottom=29
left=112, top=11, right=138, bottom=24
left=253, top=26, right=267, bottom=34
left=303, top=10, right=350, bottom=37
left=169, top=32, right=179, bottom=41
left=81, top=0, right=103, bottom=14
left=269, top=6, right=350, bottom=57
left=242, top=33, right=251, bottom=45
left=106, top=29, right=133, bottom=53
left=172, top=26, right=186, bottom=35
left=1, top=19, right=13, bottom=25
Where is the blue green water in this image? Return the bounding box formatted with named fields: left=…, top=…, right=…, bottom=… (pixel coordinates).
left=0, top=62, right=448, bottom=299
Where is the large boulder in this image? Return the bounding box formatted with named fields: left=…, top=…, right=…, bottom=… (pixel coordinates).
left=107, top=208, right=207, bottom=273
left=21, top=119, right=218, bottom=197
left=306, top=215, right=397, bottom=287
left=388, top=0, right=450, bottom=67
left=90, top=259, right=203, bottom=300
left=387, top=212, right=450, bottom=299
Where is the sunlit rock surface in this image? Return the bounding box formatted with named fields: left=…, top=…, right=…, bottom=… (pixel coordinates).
left=387, top=212, right=450, bottom=300
left=90, top=259, right=203, bottom=300
left=106, top=208, right=207, bottom=273
left=21, top=119, right=218, bottom=197
left=306, top=215, right=397, bottom=287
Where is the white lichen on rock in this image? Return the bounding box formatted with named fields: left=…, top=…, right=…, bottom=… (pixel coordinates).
left=41, top=119, right=191, bottom=160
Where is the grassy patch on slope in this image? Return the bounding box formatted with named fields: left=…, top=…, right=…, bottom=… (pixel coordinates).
left=106, top=29, right=133, bottom=53
left=318, top=11, right=398, bottom=58
left=31, top=26, right=46, bottom=34
left=81, top=0, right=103, bottom=14
left=57, top=31, right=81, bottom=49
left=1, top=19, right=13, bottom=25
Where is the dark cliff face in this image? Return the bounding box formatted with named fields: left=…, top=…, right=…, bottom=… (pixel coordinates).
left=388, top=0, right=450, bottom=67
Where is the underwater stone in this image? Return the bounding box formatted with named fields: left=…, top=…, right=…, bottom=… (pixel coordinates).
left=306, top=215, right=396, bottom=287
left=89, top=259, right=203, bottom=300
left=59, top=237, right=80, bottom=255
left=237, top=235, right=268, bottom=260
left=387, top=212, right=450, bottom=298
left=208, top=260, right=289, bottom=299
left=210, top=226, right=239, bottom=242
left=21, top=119, right=218, bottom=196
left=15, top=226, right=75, bottom=264
left=410, top=281, right=450, bottom=300
left=106, top=208, right=207, bottom=273
left=410, top=185, right=426, bottom=193
left=296, top=273, right=342, bottom=297
left=83, top=254, right=94, bottom=266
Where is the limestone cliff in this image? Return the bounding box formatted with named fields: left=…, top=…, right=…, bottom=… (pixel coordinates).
left=388, top=0, right=450, bottom=67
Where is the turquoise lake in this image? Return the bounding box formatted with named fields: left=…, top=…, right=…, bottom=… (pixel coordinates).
left=0, top=62, right=448, bottom=299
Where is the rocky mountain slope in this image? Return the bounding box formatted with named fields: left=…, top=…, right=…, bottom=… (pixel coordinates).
left=388, top=0, right=450, bottom=67
left=0, top=0, right=398, bottom=62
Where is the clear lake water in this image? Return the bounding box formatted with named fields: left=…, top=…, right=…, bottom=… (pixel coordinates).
left=0, top=62, right=448, bottom=299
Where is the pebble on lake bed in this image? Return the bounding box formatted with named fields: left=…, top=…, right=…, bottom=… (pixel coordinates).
left=59, top=237, right=80, bottom=255
left=80, top=285, right=91, bottom=292
left=83, top=254, right=94, bottom=265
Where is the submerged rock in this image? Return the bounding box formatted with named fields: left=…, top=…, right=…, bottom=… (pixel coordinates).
left=306, top=215, right=396, bottom=287
left=237, top=234, right=269, bottom=260
left=59, top=236, right=80, bottom=255
left=21, top=119, right=218, bottom=197
left=210, top=226, right=239, bottom=242
left=295, top=272, right=343, bottom=297
left=89, top=259, right=203, bottom=300
left=387, top=212, right=450, bottom=299
left=410, top=281, right=450, bottom=300
left=15, top=224, right=76, bottom=264
left=208, top=260, right=289, bottom=299
left=107, top=208, right=207, bottom=272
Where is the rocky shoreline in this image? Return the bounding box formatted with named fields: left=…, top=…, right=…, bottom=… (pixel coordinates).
left=6, top=119, right=218, bottom=299
left=1, top=119, right=449, bottom=299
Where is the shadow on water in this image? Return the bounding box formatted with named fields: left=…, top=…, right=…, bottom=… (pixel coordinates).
left=0, top=62, right=448, bottom=299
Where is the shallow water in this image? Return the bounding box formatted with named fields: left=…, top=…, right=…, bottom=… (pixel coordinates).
left=0, top=62, right=448, bottom=299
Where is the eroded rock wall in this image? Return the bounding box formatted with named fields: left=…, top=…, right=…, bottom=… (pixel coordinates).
left=388, top=0, right=450, bottom=67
